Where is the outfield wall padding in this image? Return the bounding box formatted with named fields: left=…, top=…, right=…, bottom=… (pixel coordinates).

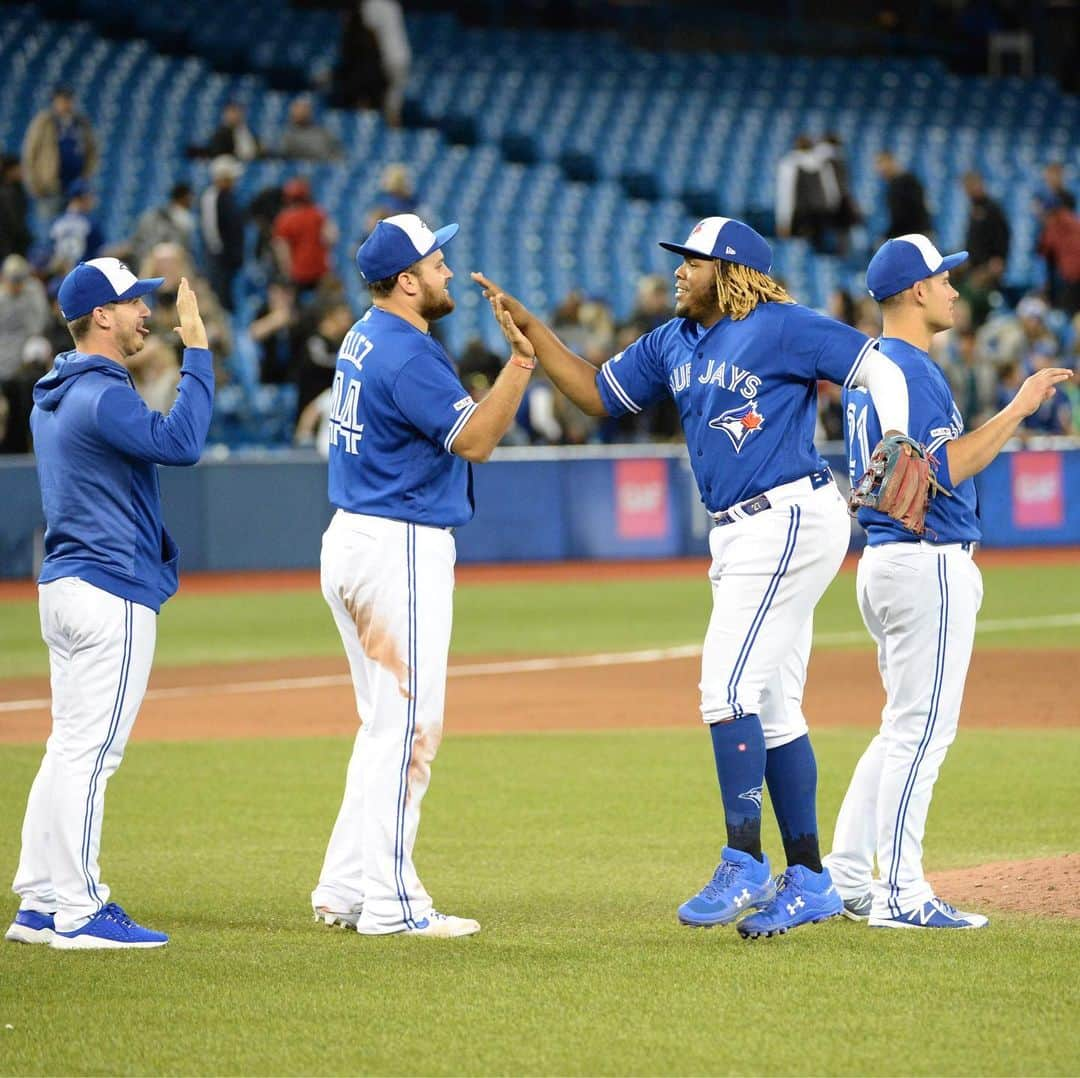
left=1, top=445, right=1078, bottom=577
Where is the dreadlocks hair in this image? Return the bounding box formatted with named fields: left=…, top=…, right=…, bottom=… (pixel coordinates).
left=714, top=260, right=794, bottom=320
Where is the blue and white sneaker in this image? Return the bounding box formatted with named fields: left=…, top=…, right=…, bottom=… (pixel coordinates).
left=50, top=903, right=168, bottom=949
left=5, top=909, right=56, bottom=944
left=678, top=847, right=775, bottom=927
left=737, top=864, right=844, bottom=939
left=869, top=897, right=989, bottom=930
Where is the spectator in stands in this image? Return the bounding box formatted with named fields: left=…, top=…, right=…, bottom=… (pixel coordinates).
left=1038, top=202, right=1080, bottom=316
left=817, top=133, right=860, bottom=254
left=293, top=300, right=353, bottom=419
left=0, top=155, right=32, bottom=261
left=1034, top=161, right=1076, bottom=215
left=129, top=182, right=196, bottom=266
left=364, top=164, right=418, bottom=234
left=333, top=6, right=388, bottom=111
left=0, top=255, right=49, bottom=453
left=977, top=293, right=1057, bottom=371
left=623, top=274, right=671, bottom=336
left=271, top=178, right=338, bottom=299
left=361, top=0, right=412, bottom=128
left=775, top=135, right=835, bottom=252
left=21, top=85, right=98, bottom=221
left=962, top=171, right=1009, bottom=282
left=200, top=155, right=246, bottom=311
left=140, top=243, right=232, bottom=367
left=279, top=96, right=343, bottom=161
left=46, top=181, right=105, bottom=275
left=874, top=150, right=931, bottom=239
left=204, top=102, right=260, bottom=163
left=249, top=280, right=299, bottom=384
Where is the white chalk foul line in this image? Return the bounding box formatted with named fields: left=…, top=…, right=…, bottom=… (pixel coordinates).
left=1, top=612, right=1078, bottom=715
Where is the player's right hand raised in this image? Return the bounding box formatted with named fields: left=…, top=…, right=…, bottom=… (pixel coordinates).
left=173, top=277, right=209, bottom=350
left=470, top=272, right=533, bottom=331
left=1011, top=367, right=1073, bottom=418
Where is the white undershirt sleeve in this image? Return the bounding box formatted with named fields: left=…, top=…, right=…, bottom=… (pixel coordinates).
left=851, top=345, right=910, bottom=436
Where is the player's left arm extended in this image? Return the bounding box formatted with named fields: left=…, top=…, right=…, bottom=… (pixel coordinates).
left=850, top=348, right=910, bottom=437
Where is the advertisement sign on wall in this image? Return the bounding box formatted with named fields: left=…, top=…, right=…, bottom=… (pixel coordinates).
left=1011, top=451, right=1064, bottom=530
left=614, top=459, right=669, bottom=539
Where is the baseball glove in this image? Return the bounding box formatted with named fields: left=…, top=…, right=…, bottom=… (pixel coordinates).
left=848, top=433, right=951, bottom=536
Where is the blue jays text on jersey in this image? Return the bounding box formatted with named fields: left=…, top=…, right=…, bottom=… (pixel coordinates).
left=843, top=336, right=980, bottom=545
left=595, top=302, right=876, bottom=512
left=326, top=307, right=478, bottom=528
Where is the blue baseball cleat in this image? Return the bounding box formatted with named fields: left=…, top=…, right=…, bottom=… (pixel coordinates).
left=678, top=847, right=775, bottom=927
left=51, top=903, right=168, bottom=950
left=737, top=863, right=843, bottom=939
left=5, top=909, right=56, bottom=944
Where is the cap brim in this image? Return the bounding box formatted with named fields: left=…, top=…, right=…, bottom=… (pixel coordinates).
left=658, top=241, right=716, bottom=259
left=430, top=222, right=459, bottom=253
left=115, top=277, right=166, bottom=303
left=939, top=251, right=968, bottom=273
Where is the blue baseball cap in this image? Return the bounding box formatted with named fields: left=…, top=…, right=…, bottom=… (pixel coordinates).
left=866, top=234, right=969, bottom=301
left=57, top=257, right=165, bottom=321
left=355, top=213, right=458, bottom=283
left=659, top=216, right=773, bottom=274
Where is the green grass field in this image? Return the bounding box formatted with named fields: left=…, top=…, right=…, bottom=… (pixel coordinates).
left=1, top=561, right=1078, bottom=1075
left=1, top=561, right=1078, bottom=679
left=1, top=729, right=1078, bottom=1076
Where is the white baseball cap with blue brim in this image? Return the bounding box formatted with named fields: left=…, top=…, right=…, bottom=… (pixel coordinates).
left=58, top=257, right=165, bottom=321
left=866, top=234, right=968, bottom=301
left=659, top=216, right=773, bottom=274
left=355, top=213, right=459, bottom=283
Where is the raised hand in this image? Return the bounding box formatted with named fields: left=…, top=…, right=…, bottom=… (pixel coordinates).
left=1011, top=367, right=1073, bottom=419
left=492, top=294, right=536, bottom=359
left=470, top=272, right=533, bottom=332
left=173, top=277, right=209, bottom=350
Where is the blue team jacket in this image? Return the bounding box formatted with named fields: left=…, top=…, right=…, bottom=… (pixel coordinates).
left=30, top=347, right=215, bottom=612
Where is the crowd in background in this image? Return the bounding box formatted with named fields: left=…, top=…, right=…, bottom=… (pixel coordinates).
left=1, top=60, right=1078, bottom=456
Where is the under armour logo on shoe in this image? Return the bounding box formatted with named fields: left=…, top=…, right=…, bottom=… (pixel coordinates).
left=732, top=888, right=752, bottom=908
left=786, top=896, right=806, bottom=916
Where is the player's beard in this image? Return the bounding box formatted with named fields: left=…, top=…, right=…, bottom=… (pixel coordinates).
left=675, top=283, right=718, bottom=325
left=418, top=278, right=454, bottom=322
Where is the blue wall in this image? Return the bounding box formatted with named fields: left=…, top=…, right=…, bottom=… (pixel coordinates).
left=2, top=445, right=1078, bottom=579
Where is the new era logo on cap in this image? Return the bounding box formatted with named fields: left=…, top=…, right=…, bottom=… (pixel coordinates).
left=355, top=213, right=459, bottom=283
left=659, top=217, right=773, bottom=275
left=57, top=257, right=165, bottom=321
left=865, top=234, right=969, bottom=301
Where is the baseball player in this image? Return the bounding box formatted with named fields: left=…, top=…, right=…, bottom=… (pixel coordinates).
left=474, top=216, right=913, bottom=938
left=311, top=214, right=535, bottom=938
left=825, top=235, right=1073, bottom=928
left=6, top=258, right=213, bottom=949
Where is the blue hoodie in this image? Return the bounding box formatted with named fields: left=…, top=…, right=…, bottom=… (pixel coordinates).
left=31, top=347, right=215, bottom=612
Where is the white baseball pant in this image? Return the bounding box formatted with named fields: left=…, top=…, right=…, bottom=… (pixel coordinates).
left=699, top=476, right=851, bottom=744
left=312, top=510, right=455, bottom=934
left=825, top=542, right=982, bottom=915
left=12, top=578, right=156, bottom=933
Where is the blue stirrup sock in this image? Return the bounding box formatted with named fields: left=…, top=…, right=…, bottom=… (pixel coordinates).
left=708, top=714, right=766, bottom=861
left=764, top=733, right=823, bottom=872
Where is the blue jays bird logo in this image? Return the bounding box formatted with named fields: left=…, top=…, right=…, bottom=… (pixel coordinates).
left=709, top=400, right=765, bottom=453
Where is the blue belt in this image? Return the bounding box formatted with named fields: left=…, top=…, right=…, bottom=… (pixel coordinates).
left=711, top=467, right=833, bottom=527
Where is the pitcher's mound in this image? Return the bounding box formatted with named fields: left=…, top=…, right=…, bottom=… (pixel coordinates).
left=928, top=853, right=1080, bottom=918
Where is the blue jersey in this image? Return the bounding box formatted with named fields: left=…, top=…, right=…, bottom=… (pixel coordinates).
left=843, top=336, right=980, bottom=545
left=595, top=302, right=875, bottom=511
left=326, top=307, right=478, bottom=528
